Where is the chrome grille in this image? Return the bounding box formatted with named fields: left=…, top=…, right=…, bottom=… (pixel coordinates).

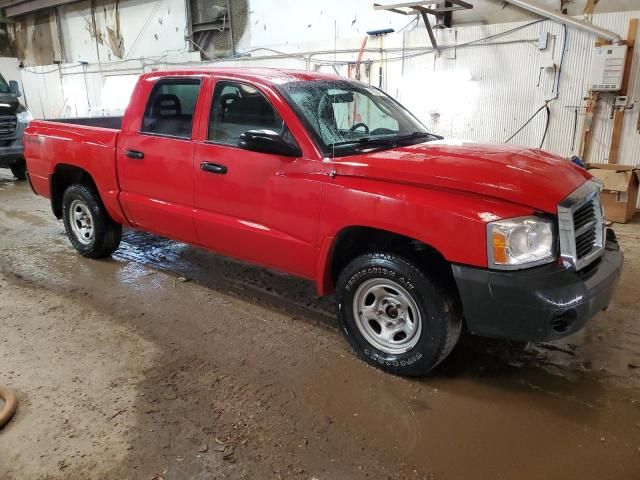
left=558, top=181, right=604, bottom=270
left=0, top=114, right=17, bottom=137
left=573, top=200, right=597, bottom=259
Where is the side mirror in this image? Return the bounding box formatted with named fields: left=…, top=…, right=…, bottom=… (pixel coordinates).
left=9, top=80, right=21, bottom=97
left=238, top=129, right=301, bottom=157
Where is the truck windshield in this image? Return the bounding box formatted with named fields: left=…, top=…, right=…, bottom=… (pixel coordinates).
left=0, top=74, right=11, bottom=94
left=277, top=79, right=441, bottom=157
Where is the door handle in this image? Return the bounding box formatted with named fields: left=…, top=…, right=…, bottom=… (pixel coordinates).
left=125, top=149, right=145, bottom=160
left=200, top=161, right=227, bottom=175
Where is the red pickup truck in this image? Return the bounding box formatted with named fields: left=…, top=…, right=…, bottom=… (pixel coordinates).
left=24, top=68, right=622, bottom=376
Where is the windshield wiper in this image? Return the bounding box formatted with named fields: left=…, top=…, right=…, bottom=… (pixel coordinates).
left=327, top=131, right=442, bottom=150
left=326, top=137, right=390, bottom=148
left=395, top=131, right=443, bottom=142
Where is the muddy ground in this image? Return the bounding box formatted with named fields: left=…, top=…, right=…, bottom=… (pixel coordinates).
left=0, top=170, right=639, bottom=480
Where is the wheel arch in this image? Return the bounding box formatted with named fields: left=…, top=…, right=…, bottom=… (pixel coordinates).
left=50, top=164, right=100, bottom=219
left=316, top=225, right=457, bottom=297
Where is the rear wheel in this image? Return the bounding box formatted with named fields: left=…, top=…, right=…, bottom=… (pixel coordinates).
left=336, top=252, right=462, bottom=376
left=10, top=160, right=26, bottom=181
left=62, top=184, right=122, bottom=258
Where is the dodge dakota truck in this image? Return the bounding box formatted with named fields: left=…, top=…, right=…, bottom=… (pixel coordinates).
left=24, top=68, right=623, bottom=376
left=0, top=72, right=31, bottom=180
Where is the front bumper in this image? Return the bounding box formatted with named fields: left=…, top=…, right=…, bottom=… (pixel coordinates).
left=0, top=121, right=26, bottom=166
left=452, top=229, right=623, bottom=342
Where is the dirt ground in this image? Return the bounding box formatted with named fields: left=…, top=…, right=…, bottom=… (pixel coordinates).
left=0, top=170, right=639, bottom=480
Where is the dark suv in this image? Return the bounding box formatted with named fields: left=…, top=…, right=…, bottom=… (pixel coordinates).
left=0, top=72, right=31, bottom=180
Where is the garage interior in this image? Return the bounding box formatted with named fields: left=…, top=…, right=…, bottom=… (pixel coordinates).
left=1, top=0, right=640, bottom=479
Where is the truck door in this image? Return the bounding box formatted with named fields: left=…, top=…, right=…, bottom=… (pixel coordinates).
left=117, top=78, right=202, bottom=243
left=192, top=80, right=323, bottom=279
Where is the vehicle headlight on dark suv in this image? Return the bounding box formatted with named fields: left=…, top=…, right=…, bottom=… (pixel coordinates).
left=16, top=105, right=33, bottom=124
left=487, top=216, right=555, bottom=269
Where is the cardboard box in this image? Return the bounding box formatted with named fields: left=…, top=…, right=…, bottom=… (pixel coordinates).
left=587, top=164, right=639, bottom=223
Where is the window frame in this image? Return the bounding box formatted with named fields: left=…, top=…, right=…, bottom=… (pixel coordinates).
left=139, top=77, right=203, bottom=141
left=205, top=79, right=299, bottom=152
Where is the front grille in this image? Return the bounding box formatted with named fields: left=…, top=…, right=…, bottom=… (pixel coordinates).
left=0, top=114, right=17, bottom=137
left=573, top=200, right=598, bottom=259
left=558, top=181, right=604, bottom=270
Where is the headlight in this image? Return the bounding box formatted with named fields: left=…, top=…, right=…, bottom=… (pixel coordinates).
left=16, top=109, right=33, bottom=124
left=487, top=216, right=555, bottom=269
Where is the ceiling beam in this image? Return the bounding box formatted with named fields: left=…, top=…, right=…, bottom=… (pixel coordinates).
left=447, top=0, right=472, bottom=8
left=2, top=0, right=76, bottom=17
left=419, top=10, right=438, bottom=51
left=0, top=1, right=31, bottom=8
left=502, top=0, right=621, bottom=43
left=374, top=1, right=445, bottom=10
left=374, top=0, right=472, bottom=17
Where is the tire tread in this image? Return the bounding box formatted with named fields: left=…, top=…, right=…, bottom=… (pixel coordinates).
left=62, top=184, right=122, bottom=258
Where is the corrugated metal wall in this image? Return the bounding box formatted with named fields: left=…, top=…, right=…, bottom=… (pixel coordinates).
left=309, top=11, right=640, bottom=168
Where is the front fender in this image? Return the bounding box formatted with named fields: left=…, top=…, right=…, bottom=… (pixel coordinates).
left=315, top=177, right=535, bottom=294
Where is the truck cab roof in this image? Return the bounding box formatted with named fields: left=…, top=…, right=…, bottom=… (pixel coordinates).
left=139, top=67, right=345, bottom=86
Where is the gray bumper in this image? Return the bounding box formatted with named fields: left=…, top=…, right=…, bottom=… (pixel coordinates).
left=0, top=121, right=26, bottom=166
left=452, top=229, right=623, bottom=342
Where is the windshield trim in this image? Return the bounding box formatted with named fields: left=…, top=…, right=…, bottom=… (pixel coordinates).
left=326, top=131, right=442, bottom=149
left=275, top=79, right=440, bottom=158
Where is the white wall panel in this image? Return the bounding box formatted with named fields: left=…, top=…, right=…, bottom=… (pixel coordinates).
left=0, top=57, right=21, bottom=85
left=239, top=0, right=640, bottom=50
left=18, top=9, right=640, bottom=174
left=228, top=10, right=640, bottom=169
left=59, top=0, right=188, bottom=63
left=18, top=66, right=65, bottom=118
left=236, top=0, right=414, bottom=51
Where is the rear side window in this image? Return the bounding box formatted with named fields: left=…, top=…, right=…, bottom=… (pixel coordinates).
left=141, top=79, right=201, bottom=139
left=208, top=81, right=284, bottom=145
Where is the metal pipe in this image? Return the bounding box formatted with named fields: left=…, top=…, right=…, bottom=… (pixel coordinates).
left=502, top=0, right=622, bottom=44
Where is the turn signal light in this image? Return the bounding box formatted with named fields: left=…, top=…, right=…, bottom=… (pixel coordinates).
left=492, top=230, right=508, bottom=264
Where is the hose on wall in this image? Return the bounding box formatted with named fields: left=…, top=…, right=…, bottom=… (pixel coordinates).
left=0, top=385, right=17, bottom=429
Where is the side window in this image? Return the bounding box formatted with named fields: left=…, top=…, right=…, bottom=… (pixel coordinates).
left=208, top=81, right=285, bottom=145
left=141, top=79, right=201, bottom=139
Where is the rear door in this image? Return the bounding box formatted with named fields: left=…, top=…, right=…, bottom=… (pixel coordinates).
left=192, top=79, right=325, bottom=278
left=117, top=77, right=202, bottom=243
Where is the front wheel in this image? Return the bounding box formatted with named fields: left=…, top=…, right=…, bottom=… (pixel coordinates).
left=336, top=253, right=462, bottom=376
left=62, top=184, right=122, bottom=258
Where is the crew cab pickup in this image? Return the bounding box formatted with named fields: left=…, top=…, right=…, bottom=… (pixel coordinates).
left=24, top=68, right=623, bottom=376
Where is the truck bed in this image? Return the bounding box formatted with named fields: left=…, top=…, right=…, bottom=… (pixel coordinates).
left=24, top=117, right=124, bottom=224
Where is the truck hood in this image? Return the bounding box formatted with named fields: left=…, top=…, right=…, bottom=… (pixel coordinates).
left=330, top=139, right=592, bottom=213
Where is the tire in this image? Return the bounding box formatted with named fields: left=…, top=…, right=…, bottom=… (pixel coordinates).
left=62, top=184, right=122, bottom=258
left=336, top=252, right=462, bottom=376
left=10, top=160, right=27, bottom=181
